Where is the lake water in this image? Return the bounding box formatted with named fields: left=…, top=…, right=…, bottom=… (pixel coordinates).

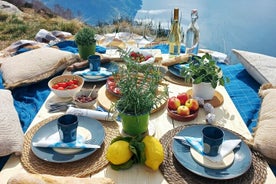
left=136, top=0, right=276, bottom=63
left=41, top=0, right=276, bottom=63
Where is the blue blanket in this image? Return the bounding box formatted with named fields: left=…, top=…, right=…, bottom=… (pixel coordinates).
left=218, top=63, right=261, bottom=133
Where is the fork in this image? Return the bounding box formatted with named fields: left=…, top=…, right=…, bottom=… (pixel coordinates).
left=48, top=102, right=75, bottom=113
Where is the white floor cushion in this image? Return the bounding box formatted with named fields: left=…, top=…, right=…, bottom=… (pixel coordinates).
left=232, top=49, right=276, bottom=85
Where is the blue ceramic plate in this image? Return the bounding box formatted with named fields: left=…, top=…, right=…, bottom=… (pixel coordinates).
left=73, top=62, right=119, bottom=82
left=168, top=64, right=186, bottom=79
left=172, top=124, right=252, bottom=180
left=31, top=116, right=105, bottom=163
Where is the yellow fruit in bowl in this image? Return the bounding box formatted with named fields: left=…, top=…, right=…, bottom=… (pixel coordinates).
left=142, top=136, right=164, bottom=171
left=106, top=140, right=133, bottom=165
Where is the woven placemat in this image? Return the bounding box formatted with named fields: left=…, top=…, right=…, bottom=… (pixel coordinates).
left=21, top=115, right=119, bottom=177
left=164, top=71, right=192, bottom=87
left=159, top=125, right=268, bottom=184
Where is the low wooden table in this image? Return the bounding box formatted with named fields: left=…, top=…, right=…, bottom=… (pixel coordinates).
left=0, top=55, right=275, bottom=183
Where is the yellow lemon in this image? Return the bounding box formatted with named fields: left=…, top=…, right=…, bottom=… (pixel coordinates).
left=142, top=135, right=164, bottom=171
left=106, top=140, right=133, bottom=165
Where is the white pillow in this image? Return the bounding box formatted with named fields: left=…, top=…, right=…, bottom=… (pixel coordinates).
left=0, top=89, right=24, bottom=156
left=0, top=47, right=80, bottom=89
left=232, top=49, right=276, bottom=85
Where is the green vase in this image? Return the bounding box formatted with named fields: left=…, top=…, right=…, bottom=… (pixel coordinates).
left=120, top=112, right=149, bottom=136
left=77, top=43, right=96, bottom=60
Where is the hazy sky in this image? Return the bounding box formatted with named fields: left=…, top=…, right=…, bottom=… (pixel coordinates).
left=137, top=0, right=276, bottom=57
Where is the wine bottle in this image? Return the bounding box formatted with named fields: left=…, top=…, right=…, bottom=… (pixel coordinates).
left=185, top=9, right=200, bottom=54
left=168, top=8, right=181, bottom=56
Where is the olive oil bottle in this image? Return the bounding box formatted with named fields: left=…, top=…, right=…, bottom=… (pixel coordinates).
left=168, top=8, right=181, bottom=56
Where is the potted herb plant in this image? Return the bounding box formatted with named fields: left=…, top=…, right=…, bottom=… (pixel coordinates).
left=112, top=52, right=168, bottom=136
left=180, top=53, right=229, bottom=100
left=75, top=26, right=96, bottom=60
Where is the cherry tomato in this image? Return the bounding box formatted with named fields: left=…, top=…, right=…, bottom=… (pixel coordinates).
left=129, top=51, right=152, bottom=63
left=107, top=80, right=116, bottom=87
left=108, top=76, right=114, bottom=81
left=109, top=85, right=116, bottom=91
left=72, top=79, right=79, bottom=85
left=66, top=80, right=74, bottom=86
left=67, top=84, right=78, bottom=89
left=52, top=84, right=59, bottom=89
left=57, top=82, right=68, bottom=88
left=144, top=55, right=152, bottom=61
left=57, top=86, right=64, bottom=90
left=113, top=87, right=121, bottom=94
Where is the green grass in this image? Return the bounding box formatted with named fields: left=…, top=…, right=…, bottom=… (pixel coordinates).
left=0, top=8, right=85, bottom=50
left=0, top=8, right=169, bottom=51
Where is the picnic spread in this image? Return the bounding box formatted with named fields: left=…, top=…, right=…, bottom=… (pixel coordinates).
left=0, top=29, right=276, bottom=184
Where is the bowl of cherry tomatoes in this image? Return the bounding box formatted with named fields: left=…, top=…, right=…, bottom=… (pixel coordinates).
left=48, top=75, right=84, bottom=98
left=128, top=49, right=155, bottom=65
left=106, top=76, right=122, bottom=97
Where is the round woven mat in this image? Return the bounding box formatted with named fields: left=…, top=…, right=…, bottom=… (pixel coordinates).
left=186, top=89, right=224, bottom=108
left=21, top=115, right=120, bottom=177
left=159, top=125, right=268, bottom=184
left=164, top=71, right=192, bottom=87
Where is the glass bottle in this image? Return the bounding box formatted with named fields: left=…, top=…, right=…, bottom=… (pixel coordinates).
left=168, top=8, right=181, bottom=56
left=185, top=9, right=199, bottom=54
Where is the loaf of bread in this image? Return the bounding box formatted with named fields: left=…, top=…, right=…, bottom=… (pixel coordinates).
left=7, top=173, right=115, bottom=184
left=161, top=54, right=190, bottom=66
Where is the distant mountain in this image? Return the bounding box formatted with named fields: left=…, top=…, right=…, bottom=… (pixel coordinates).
left=39, top=0, right=143, bottom=25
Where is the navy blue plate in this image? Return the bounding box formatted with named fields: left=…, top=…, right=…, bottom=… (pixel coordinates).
left=31, top=116, right=105, bottom=163
left=172, top=124, right=252, bottom=180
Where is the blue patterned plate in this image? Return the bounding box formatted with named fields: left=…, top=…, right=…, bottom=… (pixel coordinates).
left=73, top=62, right=118, bottom=82
left=172, top=124, right=252, bottom=180
left=168, top=63, right=189, bottom=79
left=31, top=116, right=105, bottom=163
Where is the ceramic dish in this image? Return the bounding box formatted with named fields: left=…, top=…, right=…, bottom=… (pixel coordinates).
left=106, top=76, right=122, bottom=98
left=167, top=107, right=199, bottom=122
left=73, top=62, right=118, bottom=82
left=73, top=89, right=98, bottom=109
left=172, top=124, right=252, bottom=180
left=128, top=48, right=155, bottom=65
left=31, top=116, right=105, bottom=163
left=105, top=66, right=167, bottom=98
left=48, top=75, right=84, bottom=98
left=168, top=65, right=186, bottom=79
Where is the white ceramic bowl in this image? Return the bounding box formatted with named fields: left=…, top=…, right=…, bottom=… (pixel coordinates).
left=48, top=75, right=84, bottom=98
left=73, top=89, right=98, bottom=108
left=129, top=48, right=155, bottom=65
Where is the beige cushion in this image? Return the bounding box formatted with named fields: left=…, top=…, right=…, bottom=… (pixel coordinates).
left=7, top=173, right=115, bottom=184
left=232, top=49, right=276, bottom=85
left=0, top=89, right=24, bottom=156
left=0, top=47, right=80, bottom=89
left=253, top=83, right=276, bottom=165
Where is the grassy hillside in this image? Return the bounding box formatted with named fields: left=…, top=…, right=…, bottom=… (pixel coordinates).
left=0, top=7, right=85, bottom=50
left=0, top=5, right=168, bottom=51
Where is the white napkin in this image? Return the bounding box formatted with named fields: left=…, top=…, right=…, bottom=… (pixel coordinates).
left=174, top=136, right=241, bottom=162
left=66, top=106, right=115, bottom=121
left=32, top=132, right=100, bottom=149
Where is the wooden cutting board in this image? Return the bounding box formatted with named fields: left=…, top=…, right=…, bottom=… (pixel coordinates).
left=186, top=89, right=224, bottom=107
left=97, top=85, right=167, bottom=113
